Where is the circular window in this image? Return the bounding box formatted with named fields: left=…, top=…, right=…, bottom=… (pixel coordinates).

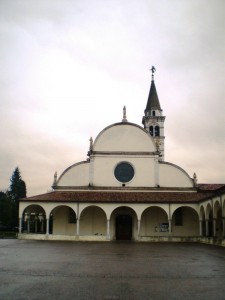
left=114, top=162, right=134, bottom=183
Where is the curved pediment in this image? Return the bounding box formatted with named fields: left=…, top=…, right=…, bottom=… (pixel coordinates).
left=93, top=122, right=156, bottom=153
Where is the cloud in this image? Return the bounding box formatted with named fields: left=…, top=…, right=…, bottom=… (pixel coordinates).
left=0, top=0, right=224, bottom=195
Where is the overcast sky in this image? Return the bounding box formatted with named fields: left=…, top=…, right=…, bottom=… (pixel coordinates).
left=0, top=0, right=224, bottom=196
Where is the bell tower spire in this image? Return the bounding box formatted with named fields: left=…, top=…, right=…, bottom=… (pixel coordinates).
left=142, top=67, right=166, bottom=160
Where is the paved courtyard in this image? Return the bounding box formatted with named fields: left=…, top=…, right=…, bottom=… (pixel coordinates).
left=0, top=240, right=225, bottom=300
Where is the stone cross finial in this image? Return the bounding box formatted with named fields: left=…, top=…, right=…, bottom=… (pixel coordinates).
left=151, top=66, right=156, bottom=80
left=122, top=106, right=127, bottom=122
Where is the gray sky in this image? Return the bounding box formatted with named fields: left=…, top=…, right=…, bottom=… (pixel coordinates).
left=0, top=0, right=224, bottom=196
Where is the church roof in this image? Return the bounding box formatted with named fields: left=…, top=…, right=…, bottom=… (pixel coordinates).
left=21, top=190, right=215, bottom=204
left=145, top=80, right=161, bottom=111
left=197, top=184, right=225, bottom=191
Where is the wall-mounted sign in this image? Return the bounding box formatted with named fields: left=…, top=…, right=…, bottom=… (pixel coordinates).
left=160, top=223, right=169, bottom=232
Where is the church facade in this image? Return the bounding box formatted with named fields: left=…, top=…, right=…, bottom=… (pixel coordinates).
left=18, top=73, right=225, bottom=245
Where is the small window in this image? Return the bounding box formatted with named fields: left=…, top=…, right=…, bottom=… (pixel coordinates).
left=175, top=208, right=183, bottom=226
left=68, top=208, right=76, bottom=223
left=149, top=126, right=153, bottom=136
left=152, top=111, right=155, bottom=116
left=155, top=126, right=160, bottom=136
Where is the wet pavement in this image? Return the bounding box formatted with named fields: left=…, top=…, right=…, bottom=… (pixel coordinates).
left=0, top=240, right=225, bottom=300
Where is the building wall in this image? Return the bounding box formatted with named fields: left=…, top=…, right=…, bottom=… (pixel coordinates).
left=159, top=163, right=193, bottom=188
left=171, top=207, right=199, bottom=236
left=92, top=155, right=156, bottom=187
left=94, top=123, right=156, bottom=152
left=79, top=206, right=106, bottom=236
left=57, top=162, right=89, bottom=186
left=20, top=201, right=203, bottom=239
left=140, top=207, right=168, bottom=236
left=52, top=206, right=76, bottom=235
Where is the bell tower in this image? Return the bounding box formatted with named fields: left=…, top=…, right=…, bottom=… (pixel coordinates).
left=142, top=67, right=166, bottom=160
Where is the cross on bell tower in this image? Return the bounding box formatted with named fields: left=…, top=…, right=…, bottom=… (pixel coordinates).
left=142, top=67, right=166, bottom=160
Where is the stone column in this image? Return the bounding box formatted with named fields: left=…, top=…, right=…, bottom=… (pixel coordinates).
left=35, top=215, right=38, bottom=233
left=76, top=218, right=80, bottom=236
left=213, top=218, right=216, bottom=237
left=40, top=220, right=44, bottom=233
left=106, top=219, right=110, bottom=240
left=205, top=219, right=209, bottom=237
left=199, top=220, right=203, bottom=237
left=27, top=219, right=30, bottom=233
left=46, top=218, right=49, bottom=235
left=222, top=218, right=225, bottom=238
left=168, top=219, right=172, bottom=234
left=19, top=218, right=22, bottom=233
left=137, top=219, right=141, bottom=237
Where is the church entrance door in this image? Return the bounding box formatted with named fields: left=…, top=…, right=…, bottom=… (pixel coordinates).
left=116, top=215, right=132, bottom=240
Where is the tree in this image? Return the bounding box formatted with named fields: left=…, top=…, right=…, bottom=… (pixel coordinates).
left=0, top=192, right=12, bottom=229
left=9, top=167, right=27, bottom=228
left=9, top=167, right=26, bottom=201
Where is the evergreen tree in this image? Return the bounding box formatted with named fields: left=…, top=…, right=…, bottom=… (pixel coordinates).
left=9, top=167, right=27, bottom=228
left=0, top=192, right=12, bottom=229
left=10, top=167, right=26, bottom=200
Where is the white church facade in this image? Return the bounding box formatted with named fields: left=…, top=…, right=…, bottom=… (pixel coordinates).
left=18, top=73, right=225, bottom=245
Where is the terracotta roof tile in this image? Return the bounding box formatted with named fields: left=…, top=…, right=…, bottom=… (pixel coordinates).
left=20, top=190, right=214, bottom=203
left=197, top=184, right=225, bottom=191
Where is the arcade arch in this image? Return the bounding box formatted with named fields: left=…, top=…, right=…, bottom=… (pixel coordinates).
left=140, top=206, right=168, bottom=236
left=50, top=205, right=77, bottom=235
left=214, top=201, right=223, bottom=238
left=200, top=206, right=206, bottom=236
left=22, top=204, right=46, bottom=234
left=172, top=206, right=199, bottom=236
left=110, top=206, right=138, bottom=240
left=206, top=203, right=213, bottom=237
left=79, top=205, right=107, bottom=236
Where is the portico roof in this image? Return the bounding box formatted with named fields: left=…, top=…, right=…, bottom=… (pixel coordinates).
left=20, top=190, right=215, bottom=204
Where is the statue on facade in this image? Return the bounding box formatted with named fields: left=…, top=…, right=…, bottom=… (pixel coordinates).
left=87, top=137, right=93, bottom=158
left=193, top=172, right=198, bottom=186
left=53, top=171, right=57, bottom=185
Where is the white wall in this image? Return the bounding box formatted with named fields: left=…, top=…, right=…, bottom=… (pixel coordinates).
left=53, top=206, right=76, bottom=235
left=57, top=162, right=89, bottom=187
left=94, top=123, right=156, bottom=152
left=159, top=163, right=193, bottom=188
left=140, top=207, right=168, bottom=236
left=79, top=206, right=106, bottom=236
left=92, top=155, right=156, bottom=187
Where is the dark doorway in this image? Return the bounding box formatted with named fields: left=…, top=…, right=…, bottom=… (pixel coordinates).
left=116, top=215, right=132, bottom=240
